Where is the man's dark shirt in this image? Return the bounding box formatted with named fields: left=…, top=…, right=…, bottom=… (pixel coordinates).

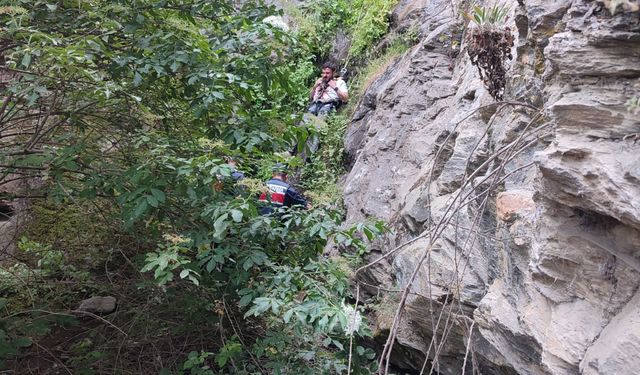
left=258, top=178, right=307, bottom=215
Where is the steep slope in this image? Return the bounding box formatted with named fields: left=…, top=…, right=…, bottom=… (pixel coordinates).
left=343, top=0, right=640, bottom=373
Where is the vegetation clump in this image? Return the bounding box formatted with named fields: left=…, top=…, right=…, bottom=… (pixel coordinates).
left=292, top=0, right=400, bottom=63
left=626, top=96, right=640, bottom=115
left=0, top=0, right=393, bottom=373
left=464, top=3, right=514, bottom=100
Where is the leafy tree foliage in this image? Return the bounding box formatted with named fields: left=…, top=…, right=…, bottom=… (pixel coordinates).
left=1, top=0, right=384, bottom=373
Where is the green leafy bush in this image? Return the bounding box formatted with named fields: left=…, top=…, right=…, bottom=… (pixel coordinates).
left=0, top=0, right=395, bottom=372
left=347, top=0, right=400, bottom=60
left=346, top=39, right=411, bottom=107
left=290, top=0, right=400, bottom=63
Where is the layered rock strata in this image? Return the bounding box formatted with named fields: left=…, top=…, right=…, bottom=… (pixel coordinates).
left=342, top=1, right=640, bottom=373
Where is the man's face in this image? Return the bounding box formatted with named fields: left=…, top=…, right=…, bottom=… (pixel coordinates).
left=321, top=68, right=334, bottom=82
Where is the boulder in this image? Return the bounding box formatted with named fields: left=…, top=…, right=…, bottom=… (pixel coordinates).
left=78, top=296, right=117, bottom=314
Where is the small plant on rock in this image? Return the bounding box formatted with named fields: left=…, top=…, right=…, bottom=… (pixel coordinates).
left=464, top=3, right=514, bottom=100
left=626, top=96, right=640, bottom=115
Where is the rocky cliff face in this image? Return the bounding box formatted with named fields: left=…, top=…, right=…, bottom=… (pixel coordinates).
left=342, top=0, right=640, bottom=373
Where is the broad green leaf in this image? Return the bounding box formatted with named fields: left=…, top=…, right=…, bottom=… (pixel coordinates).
left=363, top=227, right=374, bottom=241
left=133, top=72, right=142, bottom=86
left=213, top=213, right=229, bottom=238
left=318, top=314, right=328, bottom=328
left=150, top=188, right=166, bottom=203
left=338, top=311, right=347, bottom=329
left=206, top=258, right=216, bottom=272
left=230, top=209, right=243, bottom=222
left=239, top=294, right=253, bottom=308
left=332, top=339, right=344, bottom=351
left=15, top=337, right=32, bottom=348
left=21, top=53, right=31, bottom=68
left=146, top=194, right=159, bottom=208
left=133, top=199, right=148, bottom=218
left=242, top=257, right=253, bottom=271
left=283, top=309, right=294, bottom=323
left=188, top=275, right=199, bottom=286
left=328, top=314, right=339, bottom=332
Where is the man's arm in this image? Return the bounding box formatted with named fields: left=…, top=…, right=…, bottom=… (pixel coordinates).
left=335, top=79, right=348, bottom=103
left=286, top=187, right=308, bottom=208
left=329, top=79, right=348, bottom=103
left=310, top=78, right=322, bottom=101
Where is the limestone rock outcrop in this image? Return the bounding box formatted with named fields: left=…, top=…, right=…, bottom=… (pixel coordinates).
left=342, top=0, right=640, bottom=373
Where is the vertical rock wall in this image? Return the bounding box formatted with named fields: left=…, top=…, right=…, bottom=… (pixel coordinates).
left=342, top=0, right=640, bottom=373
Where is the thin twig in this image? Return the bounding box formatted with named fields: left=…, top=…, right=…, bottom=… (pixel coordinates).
left=347, top=283, right=360, bottom=375
left=5, top=309, right=127, bottom=337
left=461, top=321, right=475, bottom=373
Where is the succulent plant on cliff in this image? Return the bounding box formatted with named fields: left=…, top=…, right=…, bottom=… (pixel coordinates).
left=463, top=3, right=514, bottom=100
left=464, top=3, right=510, bottom=26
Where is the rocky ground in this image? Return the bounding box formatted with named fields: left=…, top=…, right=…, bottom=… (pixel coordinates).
left=341, top=0, right=640, bottom=373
